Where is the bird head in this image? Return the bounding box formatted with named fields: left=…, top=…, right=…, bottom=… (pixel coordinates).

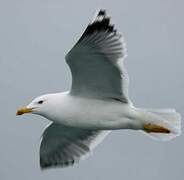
left=16, top=94, right=55, bottom=116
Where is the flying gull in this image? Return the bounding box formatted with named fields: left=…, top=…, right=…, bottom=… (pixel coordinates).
left=16, top=9, right=181, bottom=169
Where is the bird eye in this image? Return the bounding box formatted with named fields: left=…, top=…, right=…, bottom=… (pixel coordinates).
left=38, top=100, right=44, bottom=104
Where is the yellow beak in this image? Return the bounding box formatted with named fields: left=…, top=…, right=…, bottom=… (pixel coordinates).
left=16, top=107, right=33, bottom=116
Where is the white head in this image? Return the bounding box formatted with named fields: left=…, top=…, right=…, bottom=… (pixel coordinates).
left=16, top=94, right=57, bottom=117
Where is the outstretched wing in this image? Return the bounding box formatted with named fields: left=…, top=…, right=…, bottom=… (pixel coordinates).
left=66, top=10, right=130, bottom=103
left=40, top=123, right=110, bottom=169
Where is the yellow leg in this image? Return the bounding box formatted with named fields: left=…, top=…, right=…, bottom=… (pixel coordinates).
left=143, top=123, right=170, bottom=133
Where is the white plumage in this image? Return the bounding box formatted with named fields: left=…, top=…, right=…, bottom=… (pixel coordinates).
left=16, top=9, right=181, bottom=169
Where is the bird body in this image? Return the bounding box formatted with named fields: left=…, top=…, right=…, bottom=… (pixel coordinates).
left=16, top=9, right=181, bottom=169
left=30, top=92, right=141, bottom=130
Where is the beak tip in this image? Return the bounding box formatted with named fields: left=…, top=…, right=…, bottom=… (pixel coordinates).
left=16, top=111, right=22, bottom=116
left=16, top=107, right=32, bottom=116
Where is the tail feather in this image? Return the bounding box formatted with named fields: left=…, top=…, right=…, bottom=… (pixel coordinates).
left=141, top=109, right=181, bottom=141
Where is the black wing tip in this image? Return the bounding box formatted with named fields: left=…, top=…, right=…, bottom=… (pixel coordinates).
left=97, top=9, right=106, bottom=16
left=91, top=9, right=116, bottom=33
left=40, top=158, right=76, bottom=170
left=40, top=162, right=75, bottom=170
left=79, top=9, right=117, bottom=41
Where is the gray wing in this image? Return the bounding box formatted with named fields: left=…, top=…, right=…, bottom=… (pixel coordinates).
left=40, top=123, right=110, bottom=169
left=66, top=10, right=130, bottom=103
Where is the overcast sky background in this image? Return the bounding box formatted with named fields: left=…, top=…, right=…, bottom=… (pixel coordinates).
left=0, top=0, right=184, bottom=179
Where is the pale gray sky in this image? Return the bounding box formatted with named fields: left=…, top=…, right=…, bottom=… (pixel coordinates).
left=0, top=0, right=184, bottom=179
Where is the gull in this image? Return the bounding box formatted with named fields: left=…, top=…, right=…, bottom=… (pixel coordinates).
left=16, top=10, right=181, bottom=169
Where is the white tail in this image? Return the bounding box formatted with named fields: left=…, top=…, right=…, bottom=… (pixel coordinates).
left=140, top=108, right=181, bottom=141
